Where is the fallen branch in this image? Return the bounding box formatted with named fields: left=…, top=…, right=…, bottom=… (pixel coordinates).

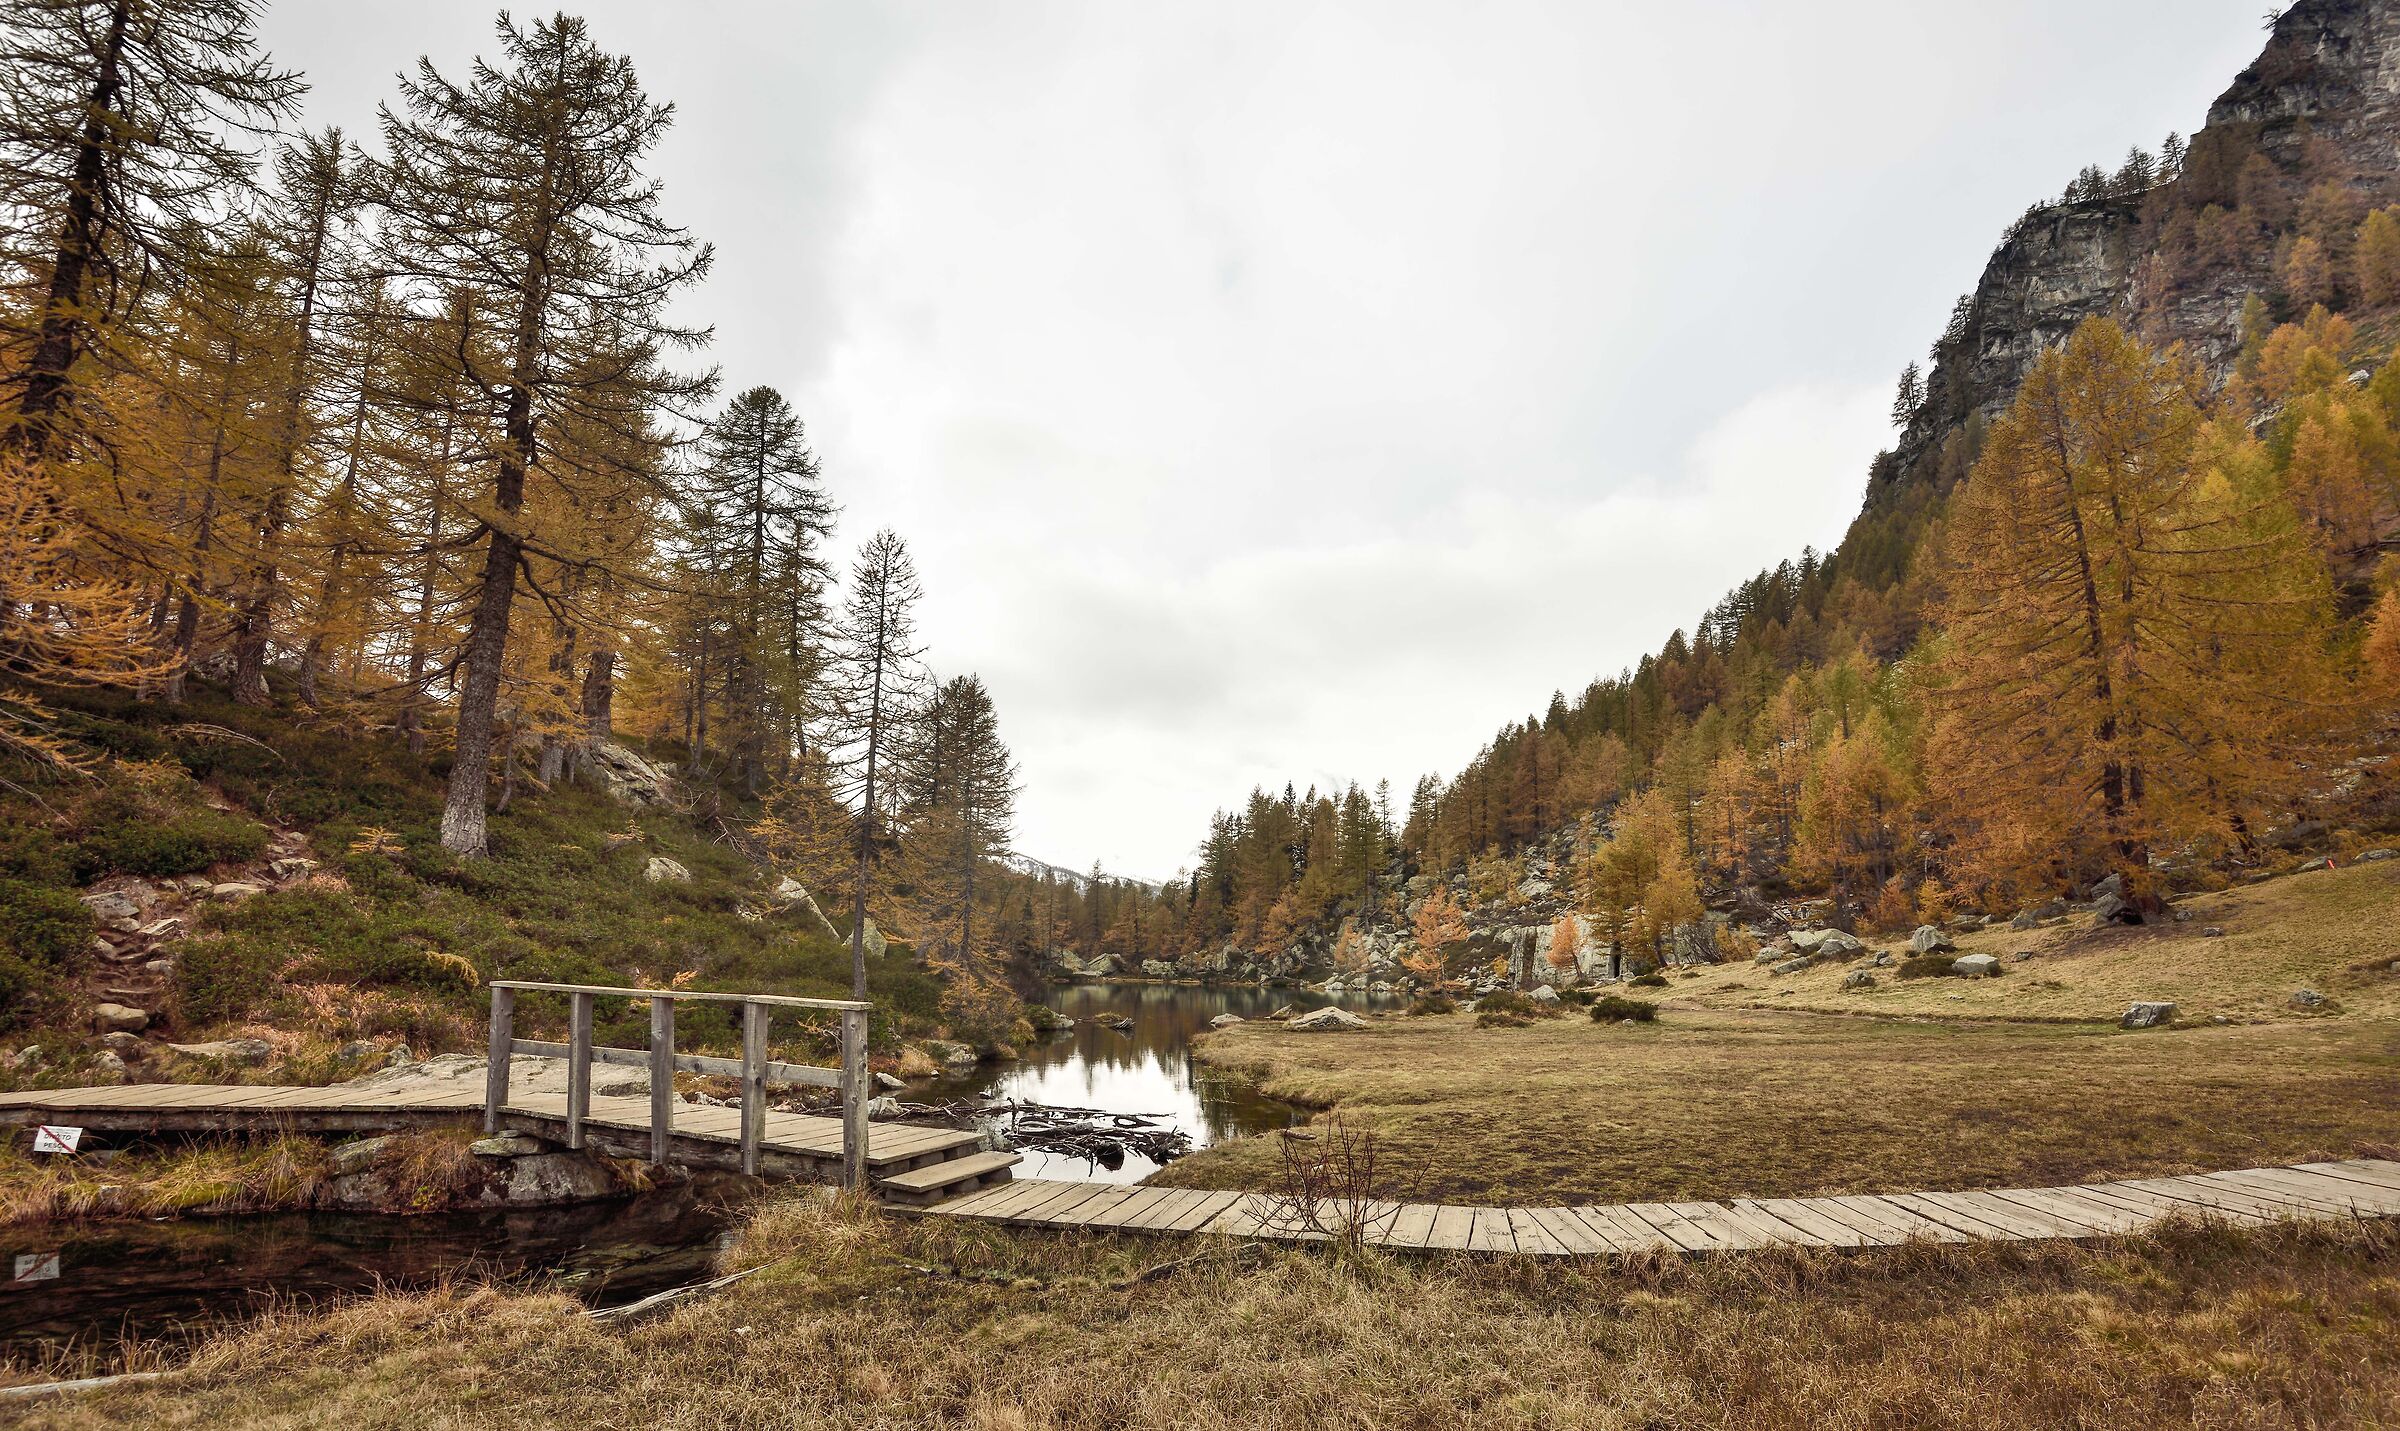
left=587, top=1264, right=766, bottom=1327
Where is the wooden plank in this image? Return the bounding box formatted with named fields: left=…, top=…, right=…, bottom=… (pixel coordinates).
left=2120, top=1176, right=2309, bottom=1222
left=1200, top=1194, right=1280, bottom=1238
left=1422, top=1204, right=1476, bottom=1252
left=1670, top=1201, right=1785, bottom=1251
left=1505, top=1207, right=1569, bottom=1257
left=1802, top=1196, right=1934, bottom=1245
left=920, top=1178, right=1026, bottom=1217
left=1158, top=1190, right=1245, bottom=1234
left=1463, top=1207, right=1515, bottom=1254
left=488, top=979, right=868, bottom=1012
left=1878, top=1191, right=2033, bottom=1240
left=1623, top=1203, right=1724, bottom=1254
left=1047, top=1186, right=1145, bottom=1228
left=1923, top=1189, right=2089, bottom=1239
left=952, top=1178, right=1078, bottom=1222
left=1113, top=1187, right=1209, bottom=1232
left=1577, top=1203, right=1685, bottom=1254
left=1707, top=1201, right=1825, bottom=1248
left=2291, top=1160, right=2400, bottom=1194
left=1378, top=1203, right=1440, bottom=1251
left=1985, top=1186, right=2150, bottom=1235
left=1012, top=1181, right=1120, bottom=1225
left=1082, top=1187, right=1183, bottom=1230
left=2256, top=1162, right=2400, bottom=1205
left=2194, top=1170, right=2376, bottom=1217
left=2068, top=1181, right=2258, bottom=1225
left=1524, top=1207, right=1609, bottom=1256
left=483, top=986, right=513, bottom=1133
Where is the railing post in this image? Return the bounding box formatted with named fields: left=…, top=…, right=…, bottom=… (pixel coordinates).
left=841, top=1005, right=869, bottom=1192
left=567, top=991, right=594, bottom=1150
left=649, top=995, right=676, bottom=1165
left=740, top=1001, right=768, bottom=1176
left=483, top=985, right=514, bottom=1134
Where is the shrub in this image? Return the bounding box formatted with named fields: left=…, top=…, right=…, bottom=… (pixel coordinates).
left=1475, top=1009, right=1533, bottom=1029
left=0, top=878, right=88, bottom=1030
left=0, top=878, right=90, bottom=966
left=1471, top=989, right=1562, bottom=1020
left=1630, top=973, right=1669, bottom=989
left=1407, top=993, right=1456, bottom=1016
left=0, top=825, right=77, bottom=886
left=1590, top=995, right=1658, bottom=1024
left=176, top=936, right=282, bottom=1026
left=80, top=808, right=267, bottom=877
left=1896, top=955, right=1960, bottom=980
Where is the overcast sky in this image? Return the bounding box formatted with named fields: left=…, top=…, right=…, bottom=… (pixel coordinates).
left=262, top=1, right=2269, bottom=879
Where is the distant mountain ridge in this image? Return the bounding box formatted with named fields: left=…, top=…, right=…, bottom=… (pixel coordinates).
left=998, top=853, right=1165, bottom=893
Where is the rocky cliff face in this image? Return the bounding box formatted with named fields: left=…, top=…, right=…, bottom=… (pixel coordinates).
left=1871, top=0, right=2400, bottom=516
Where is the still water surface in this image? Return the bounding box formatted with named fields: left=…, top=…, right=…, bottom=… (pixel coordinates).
left=929, top=980, right=1404, bottom=1183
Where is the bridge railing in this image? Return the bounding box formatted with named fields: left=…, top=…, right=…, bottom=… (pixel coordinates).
left=482, top=981, right=872, bottom=1188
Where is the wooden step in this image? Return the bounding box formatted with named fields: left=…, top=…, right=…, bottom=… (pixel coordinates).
left=876, top=1150, right=1021, bottom=1206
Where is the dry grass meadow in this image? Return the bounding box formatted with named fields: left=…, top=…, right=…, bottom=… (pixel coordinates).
left=13, top=1194, right=2400, bottom=1431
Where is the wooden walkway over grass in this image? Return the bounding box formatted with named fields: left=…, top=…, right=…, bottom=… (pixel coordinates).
left=916, top=1159, right=2400, bottom=1255
left=6, top=1078, right=2395, bottom=1255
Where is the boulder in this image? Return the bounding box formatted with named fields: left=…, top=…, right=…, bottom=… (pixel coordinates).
left=1909, top=926, right=1956, bottom=956
left=101, top=1031, right=144, bottom=1055
left=2202, top=926, right=2226, bottom=938
left=1787, top=928, right=1836, bottom=952
left=642, top=856, right=691, bottom=884
left=1815, top=932, right=1865, bottom=959
left=81, top=891, right=139, bottom=923
left=335, top=1040, right=381, bottom=1062
left=1141, top=959, right=1175, bottom=979
left=138, top=917, right=183, bottom=939
left=91, top=1049, right=126, bottom=1080
left=2092, top=873, right=2125, bottom=901
left=91, top=1002, right=149, bottom=1034
left=1872, top=951, right=1896, bottom=968
left=860, top=918, right=888, bottom=961
left=587, top=741, right=678, bottom=807
left=10, top=1045, right=42, bottom=1071
left=921, top=1039, right=979, bottom=1068
left=1842, top=970, right=1876, bottom=990
left=268, top=857, right=317, bottom=880
left=1094, top=1014, right=1134, bottom=1032
left=894, top=1046, right=942, bottom=1080
left=2298, top=857, right=2331, bottom=873
left=2356, top=848, right=2396, bottom=863
left=1752, top=950, right=1778, bottom=966
left=2290, top=988, right=2327, bottom=1009
left=1770, top=956, right=1812, bottom=976
left=1288, top=1007, right=1369, bottom=1032
left=166, top=1037, right=273, bottom=1066
left=2092, top=892, right=2131, bottom=925
left=1209, top=1013, right=1246, bottom=1029
left=873, top=1072, right=906, bottom=1092
left=1527, top=984, right=1561, bottom=1004
left=1082, top=953, right=1121, bottom=977
left=331, top=1136, right=396, bottom=1177
left=1952, top=954, right=2000, bottom=979
left=209, top=882, right=265, bottom=901
left=470, top=1133, right=549, bottom=1157
left=2121, top=1001, right=2177, bottom=1030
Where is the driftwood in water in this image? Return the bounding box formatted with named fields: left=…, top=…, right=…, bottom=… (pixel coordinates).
left=858, top=1097, right=1196, bottom=1170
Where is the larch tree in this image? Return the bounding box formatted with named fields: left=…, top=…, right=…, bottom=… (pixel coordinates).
left=1928, top=317, right=2333, bottom=907
left=903, top=673, right=1019, bottom=982
left=824, top=529, right=927, bottom=999
left=375, top=13, right=713, bottom=856
left=684, top=385, right=835, bottom=792
left=0, top=0, right=299, bottom=457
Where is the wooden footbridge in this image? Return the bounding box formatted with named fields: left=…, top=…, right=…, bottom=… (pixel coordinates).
left=4, top=978, right=2398, bottom=1251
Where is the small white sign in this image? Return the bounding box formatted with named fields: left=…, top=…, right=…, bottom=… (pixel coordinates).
left=13, top=1252, right=60, bottom=1283
left=30, top=1125, right=82, bottom=1154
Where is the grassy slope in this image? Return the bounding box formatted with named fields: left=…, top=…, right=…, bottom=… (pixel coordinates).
left=20, top=1197, right=2400, bottom=1430
left=1673, top=861, right=2400, bottom=1024
left=0, top=688, right=946, bottom=1080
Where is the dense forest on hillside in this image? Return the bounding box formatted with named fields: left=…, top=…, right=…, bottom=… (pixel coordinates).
left=1064, top=68, right=2400, bottom=981
left=0, top=4, right=1070, bottom=1040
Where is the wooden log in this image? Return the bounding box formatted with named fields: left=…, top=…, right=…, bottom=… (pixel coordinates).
left=649, top=996, right=675, bottom=1165
left=741, top=1002, right=768, bottom=1176
left=567, top=991, right=593, bottom=1151
left=483, top=985, right=514, bottom=1134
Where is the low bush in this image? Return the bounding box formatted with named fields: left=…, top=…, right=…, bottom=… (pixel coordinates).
left=1629, top=972, right=1669, bottom=989
left=0, top=878, right=89, bottom=1029
left=80, top=808, right=268, bottom=878
left=1590, top=995, right=1658, bottom=1023
left=1407, top=993, right=1456, bottom=1016
left=1471, top=989, right=1563, bottom=1020
left=175, top=936, right=283, bottom=1026
left=1896, top=955, right=1960, bottom=980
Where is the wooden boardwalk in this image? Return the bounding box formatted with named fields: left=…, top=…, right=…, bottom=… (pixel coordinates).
left=916, top=1159, right=2400, bottom=1255
left=5, top=1082, right=2396, bottom=1255
left=0, top=1082, right=1005, bottom=1193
